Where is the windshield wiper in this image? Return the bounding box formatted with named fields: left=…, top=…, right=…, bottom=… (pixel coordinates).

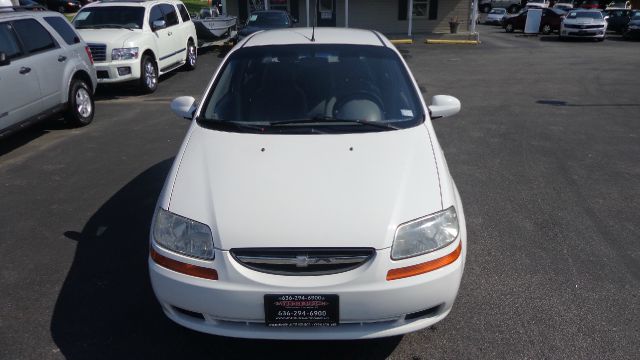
left=270, top=116, right=400, bottom=130
left=197, top=118, right=267, bottom=132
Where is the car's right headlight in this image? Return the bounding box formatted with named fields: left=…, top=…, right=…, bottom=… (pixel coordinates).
left=391, top=207, right=459, bottom=260
left=152, top=208, right=215, bottom=260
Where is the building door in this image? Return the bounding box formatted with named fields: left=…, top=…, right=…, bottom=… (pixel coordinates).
left=316, top=0, right=336, bottom=26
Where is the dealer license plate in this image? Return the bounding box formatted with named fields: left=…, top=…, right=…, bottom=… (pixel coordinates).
left=264, top=294, right=339, bottom=327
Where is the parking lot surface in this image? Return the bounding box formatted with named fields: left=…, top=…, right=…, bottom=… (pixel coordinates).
left=1, top=29, right=639, bottom=359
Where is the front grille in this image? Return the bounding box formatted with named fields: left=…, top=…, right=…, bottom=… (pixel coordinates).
left=231, top=248, right=375, bottom=276
left=88, top=43, right=107, bottom=62
left=564, top=24, right=603, bottom=29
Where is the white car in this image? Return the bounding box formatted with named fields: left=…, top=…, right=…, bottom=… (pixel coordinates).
left=149, top=27, right=467, bottom=340
left=525, top=0, right=550, bottom=9
left=560, top=9, right=607, bottom=41
left=72, top=0, right=197, bottom=93
left=485, top=7, right=507, bottom=24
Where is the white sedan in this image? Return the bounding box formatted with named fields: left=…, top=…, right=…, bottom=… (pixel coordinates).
left=560, top=9, right=608, bottom=41
left=149, top=27, right=467, bottom=340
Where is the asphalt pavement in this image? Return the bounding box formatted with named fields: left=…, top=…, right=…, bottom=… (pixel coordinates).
left=0, top=29, right=639, bottom=359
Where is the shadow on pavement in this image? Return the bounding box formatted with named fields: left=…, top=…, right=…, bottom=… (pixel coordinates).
left=50, top=159, right=401, bottom=359
left=0, top=116, right=73, bottom=157
left=537, top=99, right=640, bottom=107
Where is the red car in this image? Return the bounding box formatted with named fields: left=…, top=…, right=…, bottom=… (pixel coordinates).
left=503, top=7, right=567, bottom=34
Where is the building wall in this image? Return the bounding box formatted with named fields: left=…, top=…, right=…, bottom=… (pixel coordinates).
left=225, top=0, right=471, bottom=35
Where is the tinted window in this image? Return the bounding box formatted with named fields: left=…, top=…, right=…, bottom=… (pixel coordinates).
left=160, top=4, right=179, bottom=27
left=248, top=12, right=290, bottom=27
left=73, top=6, right=145, bottom=29
left=12, top=19, right=56, bottom=54
left=201, top=44, right=424, bottom=133
left=178, top=4, right=190, bottom=22
left=44, top=16, right=78, bottom=45
left=0, top=23, right=22, bottom=59
left=149, top=5, right=164, bottom=28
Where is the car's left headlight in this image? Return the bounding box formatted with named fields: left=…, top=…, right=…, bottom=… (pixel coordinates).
left=112, top=47, right=139, bottom=61
left=152, top=208, right=215, bottom=260
left=391, top=207, right=459, bottom=260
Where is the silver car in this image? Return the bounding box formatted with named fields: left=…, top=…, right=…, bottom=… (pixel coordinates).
left=0, top=9, right=97, bottom=137
left=559, top=9, right=608, bottom=41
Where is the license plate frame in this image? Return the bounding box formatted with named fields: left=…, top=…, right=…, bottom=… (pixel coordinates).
left=264, top=294, right=339, bottom=327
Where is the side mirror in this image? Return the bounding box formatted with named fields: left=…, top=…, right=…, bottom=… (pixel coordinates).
left=429, top=95, right=461, bottom=119
left=152, top=19, right=166, bottom=31
left=0, top=52, right=9, bottom=67
left=171, top=96, right=197, bottom=120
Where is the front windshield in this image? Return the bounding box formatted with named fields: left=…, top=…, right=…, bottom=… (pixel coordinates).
left=247, top=12, right=290, bottom=27
left=200, top=44, right=424, bottom=134
left=567, top=11, right=603, bottom=19
left=73, top=6, right=145, bottom=29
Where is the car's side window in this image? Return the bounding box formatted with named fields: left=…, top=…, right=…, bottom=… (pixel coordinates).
left=149, top=5, right=165, bottom=28
left=43, top=16, right=78, bottom=46
left=12, top=19, right=57, bottom=55
left=0, top=23, right=22, bottom=60
left=178, top=4, right=190, bottom=22
left=160, top=4, right=179, bottom=27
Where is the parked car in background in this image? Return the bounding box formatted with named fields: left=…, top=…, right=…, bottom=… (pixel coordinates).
left=18, top=0, right=46, bottom=10
left=150, top=27, right=467, bottom=340
left=236, top=10, right=296, bottom=41
left=36, top=0, right=81, bottom=13
left=491, top=0, right=523, bottom=14
left=553, top=2, right=575, bottom=11
left=0, top=9, right=96, bottom=137
left=72, top=0, right=198, bottom=93
left=504, top=7, right=566, bottom=34
left=622, top=12, right=640, bottom=39
left=485, top=7, right=508, bottom=24
left=525, top=0, right=550, bottom=8
left=560, top=9, right=608, bottom=40
left=603, top=8, right=635, bottom=33
left=577, top=0, right=604, bottom=9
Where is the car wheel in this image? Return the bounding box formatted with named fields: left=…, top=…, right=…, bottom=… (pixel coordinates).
left=139, top=55, right=158, bottom=94
left=65, top=78, right=94, bottom=127
left=184, top=41, right=197, bottom=71
left=505, top=23, right=514, bottom=33
left=542, top=24, right=552, bottom=35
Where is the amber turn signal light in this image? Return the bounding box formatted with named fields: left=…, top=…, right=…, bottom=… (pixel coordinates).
left=387, top=242, right=462, bottom=281
left=150, top=248, right=218, bottom=280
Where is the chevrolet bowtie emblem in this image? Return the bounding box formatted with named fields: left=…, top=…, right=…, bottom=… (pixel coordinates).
left=295, top=255, right=310, bottom=267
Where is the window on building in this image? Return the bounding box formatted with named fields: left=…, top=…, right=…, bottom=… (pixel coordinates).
left=413, top=0, right=429, bottom=17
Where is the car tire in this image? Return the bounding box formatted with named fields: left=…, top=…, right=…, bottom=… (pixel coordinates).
left=139, top=55, right=158, bottom=94
left=65, top=78, right=94, bottom=127
left=505, top=23, right=514, bottom=33
left=542, top=24, right=552, bottom=35
left=184, top=40, right=197, bottom=71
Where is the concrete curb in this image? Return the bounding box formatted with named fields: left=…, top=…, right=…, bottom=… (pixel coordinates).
left=390, top=39, right=414, bottom=45
left=425, top=39, right=481, bottom=45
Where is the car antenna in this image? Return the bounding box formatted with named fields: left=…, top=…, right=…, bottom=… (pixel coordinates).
left=311, top=0, right=317, bottom=42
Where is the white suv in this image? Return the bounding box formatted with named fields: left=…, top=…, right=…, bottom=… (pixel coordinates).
left=72, top=0, right=197, bottom=93
left=1, top=9, right=97, bottom=136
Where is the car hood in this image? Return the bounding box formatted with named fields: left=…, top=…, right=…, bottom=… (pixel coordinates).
left=167, top=124, right=443, bottom=250
left=75, top=28, right=142, bottom=48
left=239, top=25, right=283, bottom=35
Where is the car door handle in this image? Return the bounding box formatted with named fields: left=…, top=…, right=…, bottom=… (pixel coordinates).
left=19, top=67, right=31, bottom=74
left=58, top=55, right=67, bottom=62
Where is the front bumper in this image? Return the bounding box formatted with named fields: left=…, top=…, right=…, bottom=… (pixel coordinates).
left=561, top=27, right=606, bottom=38
left=93, top=58, right=142, bottom=84
left=149, top=240, right=465, bottom=340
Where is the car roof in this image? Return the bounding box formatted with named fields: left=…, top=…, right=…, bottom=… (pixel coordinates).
left=242, top=27, right=389, bottom=48
left=0, top=9, right=65, bottom=20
